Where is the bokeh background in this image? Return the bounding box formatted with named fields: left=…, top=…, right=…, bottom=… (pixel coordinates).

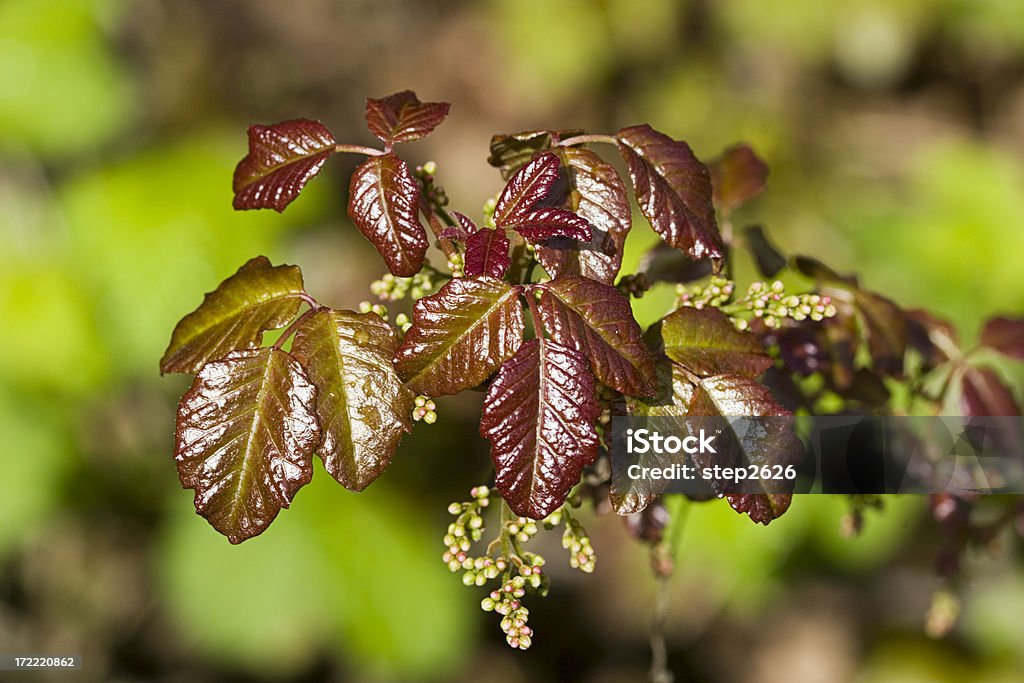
left=2, top=0, right=1024, bottom=681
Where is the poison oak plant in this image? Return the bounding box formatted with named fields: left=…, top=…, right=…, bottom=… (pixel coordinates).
left=162, top=91, right=1024, bottom=650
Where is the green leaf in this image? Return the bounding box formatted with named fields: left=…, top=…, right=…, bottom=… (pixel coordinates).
left=536, top=276, right=657, bottom=397
left=291, top=309, right=414, bottom=491
left=536, top=146, right=632, bottom=284
left=659, top=306, right=772, bottom=378
left=233, top=119, right=336, bottom=211
left=615, top=124, right=723, bottom=260
left=348, top=153, right=428, bottom=277
left=686, top=374, right=799, bottom=525
left=365, top=91, right=450, bottom=144
left=160, top=256, right=305, bottom=375
left=394, top=276, right=525, bottom=395
left=480, top=339, right=600, bottom=519
left=175, top=348, right=319, bottom=544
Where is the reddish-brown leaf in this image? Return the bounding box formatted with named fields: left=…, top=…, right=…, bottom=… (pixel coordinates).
left=480, top=339, right=600, bottom=519
left=536, top=276, right=657, bottom=397
left=291, top=309, right=413, bottom=491
left=959, top=366, right=1021, bottom=416
left=616, top=125, right=722, bottom=260
left=503, top=207, right=592, bottom=243
left=980, top=317, right=1024, bottom=360
left=347, top=153, right=429, bottom=277
left=233, top=119, right=336, bottom=211
left=537, top=146, right=632, bottom=285
left=709, top=144, right=769, bottom=213
left=493, top=152, right=560, bottom=225
left=464, top=228, right=511, bottom=279
left=175, top=348, right=319, bottom=543
left=365, top=90, right=450, bottom=144
left=394, top=276, right=525, bottom=395
left=487, top=129, right=583, bottom=179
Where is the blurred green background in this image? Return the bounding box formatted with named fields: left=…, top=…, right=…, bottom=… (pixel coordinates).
left=2, top=0, right=1023, bottom=681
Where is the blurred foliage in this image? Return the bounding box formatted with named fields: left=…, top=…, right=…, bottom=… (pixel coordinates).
left=1, top=0, right=1023, bottom=681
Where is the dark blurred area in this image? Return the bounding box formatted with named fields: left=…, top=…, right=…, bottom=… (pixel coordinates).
left=2, top=1, right=1024, bottom=681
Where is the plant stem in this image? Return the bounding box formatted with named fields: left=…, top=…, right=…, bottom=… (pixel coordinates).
left=334, top=143, right=386, bottom=156
left=557, top=133, right=618, bottom=147
left=272, top=306, right=320, bottom=350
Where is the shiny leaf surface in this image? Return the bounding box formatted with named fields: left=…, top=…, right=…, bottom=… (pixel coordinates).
left=615, top=125, right=722, bottom=260
left=709, top=144, right=769, bottom=213
left=347, top=153, right=428, bottom=277
left=493, top=152, right=560, bottom=225
left=233, top=119, right=336, bottom=211
left=175, top=348, right=319, bottom=543
left=503, top=207, right=591, bottom=243
left=394, top=277, right=525, bottom=395
left=161, top=256, right=305, bottom=374
left=365, top=90, right=450, bottom=144
left=536, top=147, right=631, bottom=284
left=291, top=309, right=413, bottom=491
left=536, top=276, right=657, bottom=397
left=487, top=129, right=581, bottom=179
left=980, top=317, right=1024, bottom=360
left=686, top=375, right=799, bottom=525
left=659, top=306, right=772, bottom=378
left=480, top=339, right=599, bottom=519
left=463, top=228, right=511, bottom=279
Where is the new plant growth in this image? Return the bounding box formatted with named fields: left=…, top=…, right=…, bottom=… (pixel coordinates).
left=162, top=91, right=1024, bottom=651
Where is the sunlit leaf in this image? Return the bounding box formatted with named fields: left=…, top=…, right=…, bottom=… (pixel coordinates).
left=536, top=276, right=657, bottom=397
left=161, top=256, right=305, bottom=374
left=348, top=153, right=429, bottom=277
left=464, top=228, right=511, bottom=279
left=175, top=348, right=319, bottom=543
left=980, top=317, right=1024, bottom=360
left=615, top=125, right=722, bottom=260
left=394, top=276, right=525, bottom=395
left=233, top=119, right=336, bottom=211
left=365, top=91, right=450, bottom=144
left=958, top=366, right=1021, bottom=416
left=291, top=309, right=413, bottom=491
left=503, top=207, right=591, bottom=243
left=659, top=306, right=771, bottom=378
left=441, top=210, right=477, bottom=242
left=493, top=152, right=560, bottom=225
left=686, top=374, right=799, bottom=525
left=536, top=147, right=631, bottom=284
left=709, top=144, right=769, bottom=213
left=487, top=129, right=582, bottom=179
left=480, top=339, right=600, bottom=519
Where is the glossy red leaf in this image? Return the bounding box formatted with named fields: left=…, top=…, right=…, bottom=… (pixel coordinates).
left=980, top=317, right=1024, bottom=360
left=464, top=228, right=511, bottom=279
left=365, top=90, right=450, bottom=144
left=175, top=348, right=319, bottom=543
left=536, top=276, right=658, bottom=397
left=480, top=339, right=600, bottom=519
left=958, top=366, right=1021, bottom=416
left=291, top=309, right=413, bottom=491
left=161, top=256, right=305, bottom=375
left=233, top=119, right=336, bottom=211
left=394, top=276, right=525, bottom=395
left=536, top=146, right=632, bottom=285
left=441, top=210, right=478, bottom=242
left=493, top=152, right=560, bottom=225
left=616, top=125, right=722, bottom=260
left=686, top=374, right=799, bottom=525
left=347, top=153, right=429, bottom=277
left=503, top=207, right=592, bottom=243
left=659, top=306, right=772, bottom=378
left=709, top=144, right=769, bottom=213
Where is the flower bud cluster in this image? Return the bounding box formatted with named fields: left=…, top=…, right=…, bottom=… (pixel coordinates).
left=562, top=515, right=596, bottom=573
left=442, top=486, right=491, bottom=573
left=675, top=275, right=736, bottom=309
left=369, top=272, right=436, bottom=302
left=412, top=395, right=437, bottom=424
left=357, top=301, right=388, bottom=319
left=676, top=277, right=838, bottom=330
left=482, top=196, right=498, bottom=228
left=481, top=574, right=535, bottom=650
left=414, top=161, right=449, bottom=209
left=394, top=313, right=412, bottom=333
left=446, top=251, right=465, bottom=278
